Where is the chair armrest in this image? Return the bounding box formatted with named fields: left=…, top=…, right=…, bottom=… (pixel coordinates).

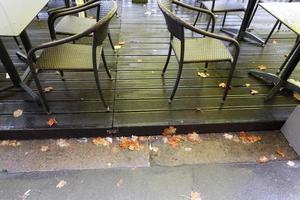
left=48, top=1, right=101, bottom=39
left=173, top=0, right=216, bottom=32
left=184, top=23, right=240, bottom=62
left=48, top=0, right=97, bottom=15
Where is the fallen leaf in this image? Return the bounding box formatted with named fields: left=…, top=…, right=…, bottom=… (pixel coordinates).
left=44, top=86, right=54, bottom=93
left=118, top=41, right=125, bottom=45
left=250, top=89, right=259, bottom=95
left=149, top=144, right=159, bottom=152
left=92, top=137, right=110, bottom=146
left=293, top=92, right=300, bottom=101
left=138, top=136, right=147, bottom=142
left=119, top=137, right=141, bottom=151
left=77, top=137, right=88, bottom=143
left=197, top=72, right=209, bottom=78
left=107, top=162, right=112, bottom=167
left=167, top=135, right=182, bottom=148
left=0, top=140, right=21, bottom=147
left=116, top=179, right=124, bottom=187
left=286, top=160, right=296, bottom=167
left=137, top=59, right=143, bottom=62
left=40, top=145, right=50, bottom=152
left=144, top=11, right=152, bottom=16
left=56, top=180, right=67, bottom=188
left=245, top=83, right=251, bottom=87
left=13, top=109, right=23, bottom=118
left=47, top=117, right=58, bottom=127
left=232, top=135, right=240, bottom=143
left=272, top=40, right=277, bottom=44
left=162, top=126, right=177, bottom=136
left=184, top=147, right=192, bottom=152
left=218, top=82, right=226, bottom=88
left=186, top=132, right=202, bottom=143
left=239, top=131, right=262, bottom=144
left=56, top=139, right=70, bottom=147
left=191, top=191, right=202, bottom=200
left=162, top=137, right=169, bottom=144
left=5, top=73, right=10, bottom=79
left=223, top=133, right=233, bottom=140
left=257, top=65, right=267, bottom=71
left=257, top=156, right=269, bottom=163
left=114, top=45, right=122, bottom=50
left=276, top=149, right=285, bottom=157
left=22, top=189, right=31, bottom=200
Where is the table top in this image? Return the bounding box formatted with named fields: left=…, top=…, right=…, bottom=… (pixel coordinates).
left=0, top=0, right=48, bottom=36
left=259, top=2, right=300, bottom=35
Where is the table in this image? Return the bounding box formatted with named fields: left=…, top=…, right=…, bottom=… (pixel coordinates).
left=248, top=2, right=300, bottom=100
left=221, top=0, right=265, bottom=45
left=0, top=0, right=48, bottom=100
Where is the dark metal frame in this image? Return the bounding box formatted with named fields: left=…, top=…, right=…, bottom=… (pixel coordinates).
left=158, top=0, right=240, bottom=103
left=27, top=1, right=117, bottom=113
left=47, top=0, right=116, bottom=51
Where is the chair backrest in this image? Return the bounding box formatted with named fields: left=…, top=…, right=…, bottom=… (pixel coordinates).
left=158, top=0, right=185, bottom=41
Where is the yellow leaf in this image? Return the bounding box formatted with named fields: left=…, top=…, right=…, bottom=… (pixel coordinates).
left=13, top=109, right=23, bottom=118
left=197, top=72, right=209, bottom=78
left=257, top=65, right=267, bottom=71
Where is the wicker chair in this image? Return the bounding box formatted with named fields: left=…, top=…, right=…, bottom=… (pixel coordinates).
left=158, top=0, right=240, bottom=102
left=27, top=1, right=117, bottom=113
left=194, top=0, right=245, bottom=30
left=48, top=0, right=116, bottom=52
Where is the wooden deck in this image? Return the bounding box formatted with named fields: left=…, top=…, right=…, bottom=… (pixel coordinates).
left=0, top=0, right=299, bottom=139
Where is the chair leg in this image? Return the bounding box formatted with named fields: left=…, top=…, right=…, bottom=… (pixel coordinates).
left=162, top=43, right=172, bottom=76
left=264, top=20, right=279, bottom=45
left=13, top=37, right=22, bottom=50
left=277, top=22, right=282, bottom=31
left=247, top=2, right=259, bottom=28
left=93, top=66, right=110, bottom=111
left=31, top=68, right=50, bottom=113
left=108, top=32, right=115, bottom=52
left=205, top=62, right=208, bottom=69
left=101, top=50, right=112, bottom=80
left=59, top=70, right=65, bottom=81
left=206, top=17, right=212, bottom=32
left=222, top=62, right=236, bottom=102
left=222, top=12, right=227, bottom=27
left=169, top=58, right=183, bottom=103
left=193, top=3, right=204, bottom=26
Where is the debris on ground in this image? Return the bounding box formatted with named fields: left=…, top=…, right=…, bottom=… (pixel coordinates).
left=239, top=131, right=262, bottom=144
left=276, top=149, right=285, bottom=158
left=186, top=132, right=202, bottom=143
left=286, top=160, right=296, bottom=167
left=191, top=191, right=202, bottom=200
left=257, top=156, right=269, bottom=163
left=44, top=86, right=54, bottom=93
left=218, top=82, right=226, bottom=88
left=116, top=179, right=124, bottom=187
left=257, top=65, right=267, bottom=71
left=250, top=89, right=259, bottom=95
left=40, top=145, right=50, bottom=152
left=56, top=180, right=67, bottom=189
left=47, top=117, right=58, bottom=127
left=13, top=109, right=23, bottom=118
left=119, top=136, right=141, bottom=151
left=197, top=72, right=210, bottom=78
left=21, top=189, right=31, bottom=200
left=56, top=139, right=70, bottom=148
left=92, top=137, right=111, bottom=146
left=0, top=140, right=21, bottom=147
left=162, top=126, right=177, bottom=136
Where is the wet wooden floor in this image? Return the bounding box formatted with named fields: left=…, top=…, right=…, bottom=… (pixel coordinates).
left=0, top=0, right=299, bottom=138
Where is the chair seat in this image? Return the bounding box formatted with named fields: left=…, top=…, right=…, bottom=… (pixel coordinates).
left=55, top=15, right=96, bottom=35
left=37, top=43, right=101, bottom=70
left=171, top=37, right=233, bottom=63
left=202, top=0, right=245, bottom=12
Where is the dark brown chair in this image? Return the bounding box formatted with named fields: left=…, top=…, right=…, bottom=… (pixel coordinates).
left=27, top=1, right=117, bottom=113
left=194, top=0, right=245, bottom=30
left=158, top=0, right=240, bottom=102
left=48, top=0, right=116, bottom=52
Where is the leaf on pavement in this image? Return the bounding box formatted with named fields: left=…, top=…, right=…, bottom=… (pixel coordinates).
left=257, top=156, right=269, bottom=163
left=276, top=149, right=285, bottom=157
left=44, top=86, right=54, bottom=93
left=245, top=83, right=251, bottom=87
left=119, top=137, right=141, bottom=151
left=197, top=72, right=209, bottom=78
left=293, top=92, right=300, bottom=101
left=191, top=191, right=202, bottom=200
left=167, top=135, right=183, bottom=148
left=40, top=145, right=50, bottom=152
left=218, top=82, right=226, bottom=88
left=56, top=139, right=70, bottom=148
left=56, top=180, right=67, bottom=189
left=250, top=89, right=259, bottom=95
left=257, top=65, right=267, bottom=71
left=0, top=140, right=21, bottom=147
left=92, top=137, right=110, bottom=146
left=186, top=132, right=202, bottom=143
left=239, top=131, right=262, bottom=144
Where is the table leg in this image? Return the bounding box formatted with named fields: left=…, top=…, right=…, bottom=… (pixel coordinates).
left=249, top=42, right=300, bottom=100
left=0, top=38, right=21, bottom=87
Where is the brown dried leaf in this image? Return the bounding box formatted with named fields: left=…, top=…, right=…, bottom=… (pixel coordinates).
left=239, top=131, right=262, bottom=144
left=162, top=126, right=177, bottom=136
left=186, top=132, right=202, bottom=143
left=44, top=86, right=54, bottom=93
left=40, top=145, right=50, bottom=152
left=92, top=137, right=110, bottom=146
left=0, top=140, right=21, bottom=147
left=47, top=117, right=58, bottom=127
left=56, top=139, right=70, bottom=147
left=197, top=72, right=209, bottom=78
left=167, top=135, right=182, bottom=148
left=257, top=65, right=267, bottom=71
left=119, top=137, right=141, bottom=151
left=276, top=149, right=285, bottom=157
left=191, top=191, right=202, bottom=200
left=218, top=82, right=226, bottom=88
left=293, top=92, right=300, bottom=101
left=250, top=89, right=259, bottom=95
left=13, top=109, right=23, bottom=118
left=257, top=156, right=269, bottom=163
